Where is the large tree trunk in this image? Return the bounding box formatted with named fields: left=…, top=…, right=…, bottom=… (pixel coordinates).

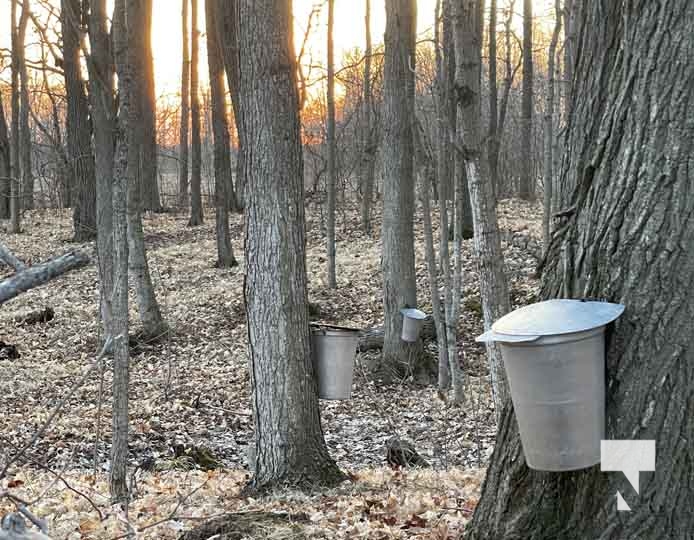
left=0, top=95, right=10, bottom=219
left=178, top=0, right=190, bottom=207
left=215, top=0, right=246, bottom=211
left=325, top=0, right=337, bottom=289
left=468, top=2, right=694, bottom=538
left=188, top=0, right=204, bottom=226
left=62, top=0, right=97, bottom=241
left=519, top=0, right=533, bottom=200
left=381, top=0, right=421, bottom=378
left=110, top=0, right=131, bottom=504
left=205, top=0, right=237, bottom=268
left=140, top=0, right=161, bottom=212
left=453, top=0, right=510, bottom=414
left=87, top=0, right=116, bottom=340
left=238, top=0, right=344, bottom=491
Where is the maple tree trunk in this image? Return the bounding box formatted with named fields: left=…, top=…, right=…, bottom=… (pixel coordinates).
left=62, top=0, right=97, bottom=241
left=87, top=0, right=116, bottom=339
left=238, top=0, right=344, bottom=491
left=188, top=0, right=204, bottom=226
left=468, top=2, right=694, bottom=538
left=205, top=0, right=237, bottom=268
left=17, top=3, right=32, bottom=212
left=381, top=0, right=422, bottom=378
left=0, top=95, right=10, bottom=219
left=519, top=0, right=533, bottom=200
left=326, top=0, right=337, bottom=289
left=178, top=0, right=190, bottom=207
left=359, top=0, right=376, bottom=234
left=453, top=0, right=510, bottom=414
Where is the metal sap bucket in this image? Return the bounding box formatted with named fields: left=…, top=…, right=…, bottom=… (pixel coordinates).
left=400, top=308, right=427, bottom=342
left=477, top=299, right=625, bottom=471
left=310, top=324, right=361, bottom=400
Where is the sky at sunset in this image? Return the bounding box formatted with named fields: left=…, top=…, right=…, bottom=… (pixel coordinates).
left=0, top=0, right=556, bottom=96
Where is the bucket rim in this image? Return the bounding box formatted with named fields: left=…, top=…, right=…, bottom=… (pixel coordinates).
left=400, top=307, right=427, bottom=320
left=310, top=322, right=362, bottom=334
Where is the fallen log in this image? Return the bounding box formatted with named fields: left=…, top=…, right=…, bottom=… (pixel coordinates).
left=358, top=315, right=436, bottom=352
left=0, top=251, right=89, bottom=306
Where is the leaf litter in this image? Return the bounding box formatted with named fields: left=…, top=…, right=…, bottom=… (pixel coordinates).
left=0, top=199, right=542, bottom=538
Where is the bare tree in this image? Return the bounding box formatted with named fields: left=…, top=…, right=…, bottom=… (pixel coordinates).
left=0, top=91, right=10, bottom=219
left=17, top=1, right=32, bottom=212
left=469, top=1, right=694, bottom=536
left=61, top=0, right=96, bottom=241
left=188, top=0, right=203, bottom=226
left=519, top=0, right=533, bottom=199
left=140, top=0, right=162, bottom=212
left=237, top=0, right=345, bottom=491
left=488, top=0, right=498, bottom=194
left=110, top=0, right=131, bottom=504
left=326, top=0, right=337, bottom=288
left=10, top=0, right=23, bottom=232
left=542, top=0, right=561, bottom=249
left=359, top=0, right=377, bottom=234
left=205, top=0, right=237, bottom=268
left=453, top=0, right=510, bottom=413
left=381, top=0, right=421, bottom=378
left=178, top=0, right=190, bottom=206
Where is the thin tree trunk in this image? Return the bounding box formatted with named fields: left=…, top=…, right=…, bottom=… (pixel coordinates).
left=110, top=0, right=130, bottom=505
left=469, top=2, right=694, bottom=537
left=141, top=0, right=161, bottom=212
left=360, top=0, right=376, bottom=235
left=18, top=2, right=32, bottom=212
left=542, top=0, right=561, bottom=250
left=0, top=95, right=10, bottom=219
left=205, top=0, right=237, bottom=268
left=381, top=0, right=421, bottom=379
left=87, top=0, right=116, bottom=340
left=188, top=0, right=204, bottom=226
left=453, top=0, right=510, bottom=415
left=519, top=0, right=533, bottom=199
left=237, top=0, right=344, bottom=491
left=62, top=0, right=97, bottom=241
left=9, top=0, right=21, bottom=233
left=178, top=0, right=190, bottom=207
left=433, top=0, right=450, bottom=390
left=488, top=0, right=498, bottom=196
left=326, top=0, right=337, bottom=288
left=215, top=0, right=245, bottom=210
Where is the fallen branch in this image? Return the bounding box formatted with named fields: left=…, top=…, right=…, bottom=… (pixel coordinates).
left=0, top=251, right=89, bottom=305
left=358, top=316, right=437, bottom=352
left=0, top=242, right=25, bottom=272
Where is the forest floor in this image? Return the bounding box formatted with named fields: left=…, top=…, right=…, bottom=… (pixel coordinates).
left=0, top=198, right=542, bottom=539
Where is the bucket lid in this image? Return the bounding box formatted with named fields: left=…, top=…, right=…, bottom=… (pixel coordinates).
left=476, top=299, right=624, bottom=343
left=310, top=322, right=361, bottom=334
left=400, top=308, right=427, bottom=320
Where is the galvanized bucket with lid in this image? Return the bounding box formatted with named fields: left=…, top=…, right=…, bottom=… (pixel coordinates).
left=310, top=323, right=361, bottom=400
left=400, top=308, right=427, bottom=342
left=476, top=299, right=625, bottom=471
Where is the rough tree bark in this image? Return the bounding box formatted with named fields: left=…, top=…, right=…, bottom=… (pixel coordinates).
left=110, top=0, right=130, bottom=504
left=542, top=0, right=561, bottom=249
left=238, top=0, right=345, bottom=491
left=61, top=0, right=97, bottom=241
left=453, top=0, right=510, bottom=414
left=381, top=0, right=422, bottom=379
left=178, top=0, right=190, bottom=207
left=87, top=0, right=116, bottom=339
left=140, top=0, right=161, bottom=212
left=325, top=0, right=337, bottom=289
left=487, top=0, right=498, bottom=195
left=468, top=2, right=694, bottom=538
left=205, top=0, right=237, bottom=268
left=519, top=0, right=533, bottom=200
left=188, top=0, right=204, bottom=226
left=216, top=0, right=246, bottom=210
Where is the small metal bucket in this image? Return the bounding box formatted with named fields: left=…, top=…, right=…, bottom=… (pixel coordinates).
left=310, top=324, right=360, bottom=400
left=400, top=308, right=427, bottom=342
left=477, top=299, right=624, bottom=471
